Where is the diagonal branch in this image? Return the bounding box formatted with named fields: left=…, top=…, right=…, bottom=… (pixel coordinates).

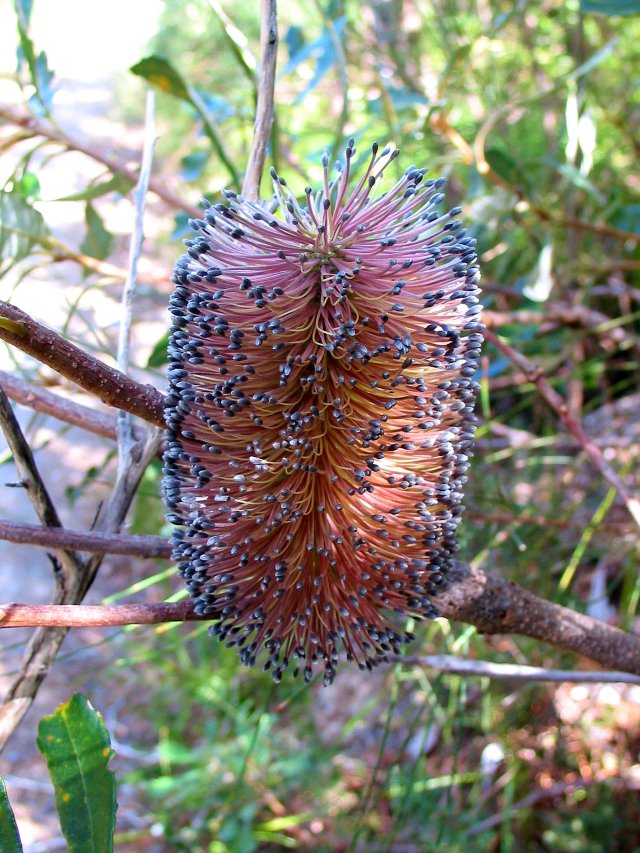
left=0, top=385, right=84, bottom=592
left=0, top=369, right=145, bottom=443
left=434, top=563, right=640, bottom=676
left=0, top=104, right=200, bottom=218
left=484, top=327, right=640, bottom=528
left=0, top=300, right=165, bottom=427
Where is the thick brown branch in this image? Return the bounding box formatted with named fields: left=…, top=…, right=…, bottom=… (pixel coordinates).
left=0, top=520, right=171, bottom=559
left=0, top=563, right=638, bottom=676
left=0, top=301, right=165, bottom=427
left=0, top=104, right=199, bottom=218
left=435, top=565, right=640, bottom=675
left=242, top=0, right=278, bottom=200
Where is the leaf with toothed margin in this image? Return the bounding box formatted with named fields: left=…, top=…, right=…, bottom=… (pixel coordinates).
left=36, top=694, right=116, bottom=853
left=0, top=777, right=23, bottom=853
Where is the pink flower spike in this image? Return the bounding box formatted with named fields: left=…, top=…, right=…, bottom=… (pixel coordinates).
left=163, top=141, right=482, bottom=685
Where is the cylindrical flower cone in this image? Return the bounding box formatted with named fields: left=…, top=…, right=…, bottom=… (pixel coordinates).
left=163, top=141, right=482, bottom=684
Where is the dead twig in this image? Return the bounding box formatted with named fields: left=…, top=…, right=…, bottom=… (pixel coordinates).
left=0, top=385, right=84, bottom=593
left=398, top=654, right=640, bottom=685
left=116, top=91, right=156, bottom=465
left=483, top=327, right=640, bottom=528
left=242, top=0, right=278, bottom=200
left=0, top=520, right=170, bottom=559
left=0, top=103, right=200, bottom=218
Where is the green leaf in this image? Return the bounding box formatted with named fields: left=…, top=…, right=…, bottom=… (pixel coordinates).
left=130, top=55, right=191, bottom=101
left=15, top=172, right=40, bottom=201
left=580, top=0, right=640, bottom=14
left=80, top=203, right=114, bottom=260
left=55, top=173, right=133, bottom=202
left=146, top=331, right=169, bottom=368
left=0, top=190, right=48, bottom=275
left=0, top=778, right=23, bottom=853
left=36, top=694, right=116, bottom=853
left=14, top=1, right=55, bottom=114
left=130, top=55, right=240, bottom=189
left=180, top=150, right=210, bottom=182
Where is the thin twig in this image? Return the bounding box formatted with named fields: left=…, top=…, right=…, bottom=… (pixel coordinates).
left=483, top=305, right=640, bottom=351
left=0, top=559, right=639, bottom=676
left=483, top=327, right=640, bottom=527
left=0, top=104, right=200, bottom=218
left=0, top=427, right=164, bottom=752
left=0, top=601, right=196, bottom=628
left=0, top=385, right=84, bottom=592
left=0, top=301, right=165, bottom=427
left=242, top=0, right=278, bottom=200
left=117, top=91, right=156, bottom=464
left=398, top=655, right=640, bottom=685
left=0, top=369, right=146, bottom=443
left=0, top=520, right=170, bottom=558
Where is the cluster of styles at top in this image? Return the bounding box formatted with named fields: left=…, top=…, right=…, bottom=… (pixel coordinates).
left=163, top=140, right=483, bottom=685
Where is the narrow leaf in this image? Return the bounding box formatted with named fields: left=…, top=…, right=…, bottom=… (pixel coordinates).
left=55, top=173, right=132, bottom=203
left=130, top=55, right=240, bottom=188
left=36, top=694, right=116, bottom=853
left=130, top=55, right=191, bottom=101
left=0, top=778, right=23, bottom=853
left=0, top=190, right=48, bottom=274
left=146, top=331, right=169, bottom=368
left=80, top=203, right=114, bottom=260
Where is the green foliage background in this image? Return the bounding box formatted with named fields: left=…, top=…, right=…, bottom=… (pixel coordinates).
left=1, top=0, right=639, bottom=850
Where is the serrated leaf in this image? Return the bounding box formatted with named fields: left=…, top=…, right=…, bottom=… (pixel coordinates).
left=0, top=190, right=48, bottom=275
left=80, top=203, right=114, bottom=260
left=0, top=778, right=23, bottom=853
left=55, top=173, right=132, bottom=203
left=580, top=0, right=640, bottom=13
left=36, top=694, right=116, bottom=853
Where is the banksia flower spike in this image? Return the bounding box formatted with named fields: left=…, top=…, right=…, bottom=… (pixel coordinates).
left=163, top=141, right=482, bottom=685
